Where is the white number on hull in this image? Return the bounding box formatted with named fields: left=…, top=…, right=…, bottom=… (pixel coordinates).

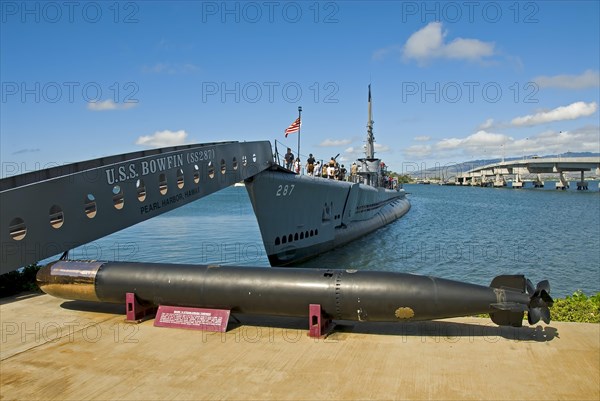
left=276, top=184, right=295, bottom=197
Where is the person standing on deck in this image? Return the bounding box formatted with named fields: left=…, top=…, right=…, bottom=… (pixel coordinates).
left=314, top=161, right=322, bottom=177
left=306, top=154, right=315, bottom=176
left=339, top=164, right=347, bottom=181
left=327, top=163, right=336, bottom=179
left=284, top=148, right=294, bottom=170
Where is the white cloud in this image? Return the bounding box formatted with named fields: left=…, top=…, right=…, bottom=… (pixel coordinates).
left=87, top=100, right=137, bottom=111
left=534, top=70, right=600, bottom=90
left=443, top=38, right=495, bottom=60
left=402, top=22, right=494, bottom=64
left=404, top=130, right=512, bottom=159
left=142, top=62, right=199, bottom=74
left=12, top=148, right=40, bottom=155
left=404, top=144, right=432, bottom=158
left=372, top=45, right=402, bottom=61
left=461, top=131, right=509, bottom=148
left=435, top=137, right=465, bottom=150
left=413, top=135, right=431, bottom=142
left=342, top=143, right=390, bottom=160
left=402, top=126, right=600, bottom=161
left=347, top=146, right=370, bottom=159
left=181, top=63, right=199, bottom=73
left=511, top=101, right=598, bottom=126
left=319, top=138, right=352, bottom=147
left=430, top=131, right=512, bottom=157
left=142, top=63, right=169, bottom=74
left=403, top=22, right=444, bottom=61
left=135, top=130, right=189, bottom=147
left=374, top=143, right=391, bottom=153
left=478, top=118, right=494, bottom=130
left=506, top=127, right=600, bottom=155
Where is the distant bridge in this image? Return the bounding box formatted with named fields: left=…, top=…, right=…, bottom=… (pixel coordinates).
left=456, top=157, right=600, bottom=190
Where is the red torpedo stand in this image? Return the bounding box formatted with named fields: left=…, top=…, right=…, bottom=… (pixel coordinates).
left=309, top=304, right=331, bottom=337
left=125, top=292, right=157, bottom=323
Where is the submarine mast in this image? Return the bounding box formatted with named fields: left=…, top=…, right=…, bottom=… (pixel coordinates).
left=366, top=84, right=375, bottom=159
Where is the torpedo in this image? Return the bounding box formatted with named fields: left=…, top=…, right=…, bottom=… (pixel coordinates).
left=36, top=260, right=553, bottom=327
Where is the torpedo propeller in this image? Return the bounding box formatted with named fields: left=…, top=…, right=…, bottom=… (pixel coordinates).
left=526, top=279, right=553, bottom=324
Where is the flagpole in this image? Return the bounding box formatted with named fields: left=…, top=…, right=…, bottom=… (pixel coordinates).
left=297, top=106, right=302, bottom=169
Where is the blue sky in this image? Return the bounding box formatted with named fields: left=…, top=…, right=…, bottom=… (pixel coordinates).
left=1, top=0, right=599, bottom=175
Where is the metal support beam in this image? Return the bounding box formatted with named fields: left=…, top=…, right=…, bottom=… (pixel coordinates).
left=0, top=141, right=273, bottom=274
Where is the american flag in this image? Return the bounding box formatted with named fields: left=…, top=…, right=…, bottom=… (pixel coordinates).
left=284, top=117, right=301, bottom=137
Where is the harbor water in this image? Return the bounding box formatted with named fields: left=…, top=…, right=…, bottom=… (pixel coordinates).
left=67, top=183, right=600, bottom=298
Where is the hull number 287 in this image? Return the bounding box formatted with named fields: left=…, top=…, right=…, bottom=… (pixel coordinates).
left=276, top=184, right=295, bottom=197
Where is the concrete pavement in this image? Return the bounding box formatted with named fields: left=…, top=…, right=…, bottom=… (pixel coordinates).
left=1, top=293, right=598, bottom=400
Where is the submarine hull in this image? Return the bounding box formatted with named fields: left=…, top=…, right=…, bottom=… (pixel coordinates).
left=245, top=169, right=411, bottom=266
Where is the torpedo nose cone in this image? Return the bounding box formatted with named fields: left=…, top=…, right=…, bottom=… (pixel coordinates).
left=35, top=263, right=52, bottom=290
left=36, top=260, right=104, bottom=302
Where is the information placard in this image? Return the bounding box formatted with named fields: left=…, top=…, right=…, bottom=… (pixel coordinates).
left=154, top=305, right=230, bottom=332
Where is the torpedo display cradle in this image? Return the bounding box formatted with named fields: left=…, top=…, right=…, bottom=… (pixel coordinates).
left=125, top=292, right=157, bottom=323
left=126, top=295, right=328, bottom=336
left=37, top=260, right=553, bottom=337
